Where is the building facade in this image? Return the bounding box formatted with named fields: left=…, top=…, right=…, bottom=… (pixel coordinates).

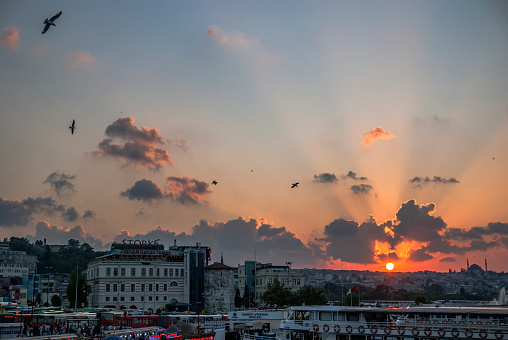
left=204, top=262, right=235, bottom=313
left=237, top=261, right=305, bottom=307
left=86, top=240, right=210, bottom=313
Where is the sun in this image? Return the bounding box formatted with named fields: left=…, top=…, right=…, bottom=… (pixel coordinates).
left=386, top=262, right=394, bottom=271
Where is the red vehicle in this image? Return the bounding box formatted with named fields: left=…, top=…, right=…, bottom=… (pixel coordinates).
left=98, top=312, right=171, bottom=329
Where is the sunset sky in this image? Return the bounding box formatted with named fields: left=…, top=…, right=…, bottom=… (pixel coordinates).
left=1, top=1, right=508, bottom=272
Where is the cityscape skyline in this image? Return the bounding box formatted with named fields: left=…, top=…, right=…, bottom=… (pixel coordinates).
left=1, top=1, right=508, bottom=273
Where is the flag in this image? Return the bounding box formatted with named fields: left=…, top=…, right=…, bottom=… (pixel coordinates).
left=352, top=285, right=359, bottom=292
left=346, top=288, right=352, bottom=295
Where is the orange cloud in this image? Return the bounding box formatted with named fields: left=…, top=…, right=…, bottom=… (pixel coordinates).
left=207, top=25, right=250, bottom=48
left=362, top=126, right=396, bottom=147
left=1, top=25, right=20, bottom=50
left=71, top=51, right=95, bottom=68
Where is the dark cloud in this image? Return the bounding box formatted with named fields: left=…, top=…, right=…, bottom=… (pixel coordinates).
left=408, top=248, right=434, bottom=262
left=375, top=252, right=399, bottom=263
left=439, top=257, right=456, bottom=263
left=342, top=171, right=367, bottom=181
left=313, top=173, right=338, bottom=183
left=0, top=196, right=64, bottom=227
left=323, top=216, right=388, bottom=264
left=43, top=171, right=76, bottom=197
left=166, top=176, right=210, bottom=205
left=93, top=117, right=172, bottom=170
left=62, top=207, right=78, bottom=222
left=410, top=176, right=460, bottom=188
left=444, top=222, right=508, bottom=241
left=82, top=210, right=96, bottom=220
left=351, top=184, right=373, bottom=195
left=120, top=179, right=164, bottom=202
left=26, top=221, right=105, bottom=249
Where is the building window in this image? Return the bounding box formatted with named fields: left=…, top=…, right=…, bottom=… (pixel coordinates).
left=113, top=284, right=117, bottom=292
left=164, top=284, right=167, bottom=292
left=113, top=268, right=118, bottom=276
left=141, top=268, right=146, bottom=276
left=131, top=268, right=136, bottom=276
left=131, top=284, right=135, bottom=292
left=113, top=297, right=117, bottom=301
left=297, top=279, right=300, bottom=285
left=164, top=268, right=168, bottom=276
left=131, top=297, right=135, bottom=302
left=170, top=281, right=178, bottom=287
left=106, top=284, right=110, bottom=292
left=121, top=284, right=125, bottom=292
left=169, top=269, right=173, bottom=277
left=106, top=268, right=111, bottom=276
left=181, top=269, right=184, bottom=276
left=141, top=296, right=144, bottom=301
left=155, top=284, right=159, bottom=292
left=149, top=268, right=154, bottom=277
left=121, top=268, right=125, bottom=276
left=105, top=297, right=110, bottom=301
left=96, top=268, right=99, bottom=276
left=269, top=278, right=272, bottom=284
left=120, top=297, right=125, bottom=301
left=148, top=284, right=153, bottom=292
left=149, top=296, right=152, bottom=301
left=156, top=296, right=159, bottom=301
left=156, top=268, right=160, bottom=276
left=141, top=284, right=145, bottom=292
left=293, top=279, right=296, bottom=285
left=164, top=296, right=167, bottom=301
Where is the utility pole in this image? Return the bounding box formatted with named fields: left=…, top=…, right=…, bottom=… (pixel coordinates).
left=75, top=265, right=79, bottom=309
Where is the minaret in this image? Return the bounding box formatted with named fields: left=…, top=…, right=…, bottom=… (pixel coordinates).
left=485, top=257, right=488, bottom=272
left=467, top=258, right=469, bottom=271
left=221, top=252, right=224, bottom=264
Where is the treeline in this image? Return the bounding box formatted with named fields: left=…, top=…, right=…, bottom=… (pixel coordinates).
left=9, top=237, right=108, bottom=274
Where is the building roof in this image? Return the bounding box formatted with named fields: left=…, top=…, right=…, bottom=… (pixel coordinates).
left=206, top=262, right=233, bottom=270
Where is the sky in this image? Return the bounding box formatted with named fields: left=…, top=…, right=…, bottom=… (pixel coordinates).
left=1, top=1, right=508, bottom=273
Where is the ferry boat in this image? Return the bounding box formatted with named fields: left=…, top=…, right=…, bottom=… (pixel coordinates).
left=278, top=305, right=508, bottom=340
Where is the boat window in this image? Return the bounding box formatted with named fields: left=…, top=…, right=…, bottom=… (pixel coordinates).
left=288, top=310, right=295, bottom=320
left=347, top=313, right=360, bottom=322
left=319, top=312, right=332, bottom=321
left=334, top=313, right=345, bottom=321
left=295, top=311, right=311, bottom=320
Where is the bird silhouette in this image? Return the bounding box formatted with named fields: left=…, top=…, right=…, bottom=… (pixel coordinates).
left=212, top=180, right=218, bottom=185
left=42, top=11, right=62, bottom=34
left=69, top=119, right=76, bottom=134
left=291, top=182, right=299, bottom=188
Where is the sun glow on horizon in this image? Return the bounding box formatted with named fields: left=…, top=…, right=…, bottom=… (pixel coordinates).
left=386, top=262, right=394, bottom=271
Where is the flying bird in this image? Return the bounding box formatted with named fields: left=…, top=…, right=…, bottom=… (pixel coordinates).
left=291, top=182, right=299, bottom=188
left=69, top=119, right=76, bottom=134
left=42, top=11, right=62, bottom=34
left=212, top=180, right=218, bottom=185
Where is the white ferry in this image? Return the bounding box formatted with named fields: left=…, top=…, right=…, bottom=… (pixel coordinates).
left=278, top=305, right=508, bottom=340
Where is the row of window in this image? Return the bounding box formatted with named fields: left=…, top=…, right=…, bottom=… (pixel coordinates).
left=103, top=295, right=170, bottom=302
left=97, top=267, right=185, bottom=278
left=239, top=278, right=302, bottom=286
left=105, top=282, right=179, bottom=293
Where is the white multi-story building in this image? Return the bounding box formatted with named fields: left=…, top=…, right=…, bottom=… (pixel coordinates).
left=87, top=240, right=210, bottom=314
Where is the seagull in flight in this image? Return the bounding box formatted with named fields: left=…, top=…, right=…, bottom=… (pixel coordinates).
left=42, top=11, right=62, bottom=34
left=212, top=180, right=218, bottom=185
left=291, top=182, right=299, bottom=188
left=69, top=119, right=76, bottom=134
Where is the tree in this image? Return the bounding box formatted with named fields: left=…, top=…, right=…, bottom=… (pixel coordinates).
left=67, top=266, right=90, bottom=309
left=414, top=295, right=430, bottom=305
left=260, top=279, right=293, bottom=309
left=243, top=284, right=255, bottom=308
left=293, top=286, right=327, bottom=306
left=234, top=289, right=242, bottom=308
left=51, top=294, right=62, bottom=307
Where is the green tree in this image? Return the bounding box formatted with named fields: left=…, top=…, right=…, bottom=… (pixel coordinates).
left=243, top=284, right=255, bottom=308
left=234, top=289, right=242, bottom=308
left=414, top=295, right=430, bottom=305
left=260, top=279, right=293, bottom=308
left=293, top=286, right=327, bottom=306
left=51, top=294, right=62, bottom=307
left=67, top=266, right=90, bottom=308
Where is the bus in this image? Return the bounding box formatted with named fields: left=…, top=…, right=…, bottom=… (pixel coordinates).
left=97, top=312, right=171, bottom=329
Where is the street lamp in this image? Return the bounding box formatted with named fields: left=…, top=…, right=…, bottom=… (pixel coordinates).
left=44, top=267, right=53, bottom=307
